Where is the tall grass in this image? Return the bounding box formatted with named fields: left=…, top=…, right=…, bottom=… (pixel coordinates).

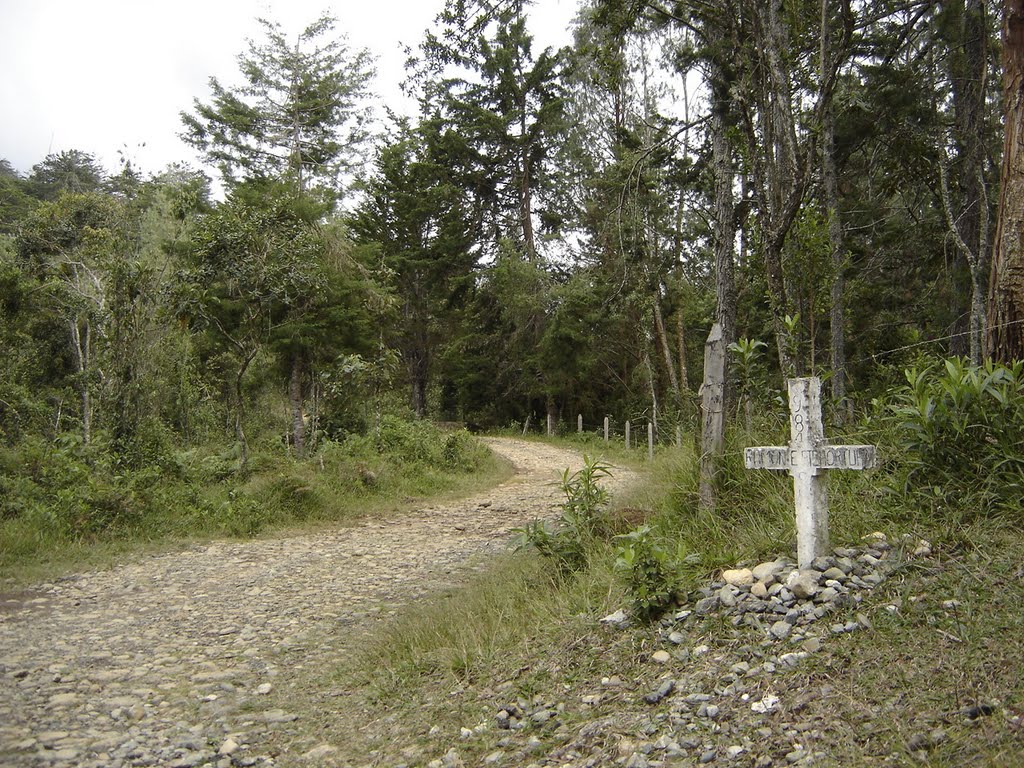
left=0, top=419, right=504, bottom=584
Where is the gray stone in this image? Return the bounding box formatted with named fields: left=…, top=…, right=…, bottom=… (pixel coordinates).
left=719, top=585, right=738, bottom=608
left=822, top=567, right=846, bottom=582
left=817, top=587, right=838, bottom=603
left=302, top=745, right=337, bottom=761
left=752, top=561, right=786, bottom=583
left=695, top=596, right=719, bottom=615
left=700, top=749, right=717, bottom=763
left=644, top=679, right=675, bottom=704
left=786, top=570, right=819, bottom=599
left=770, top=620, right=792, bottom=640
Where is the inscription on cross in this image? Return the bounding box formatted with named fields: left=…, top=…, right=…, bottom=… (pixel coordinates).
left=745, top=377, right=878, bottom=569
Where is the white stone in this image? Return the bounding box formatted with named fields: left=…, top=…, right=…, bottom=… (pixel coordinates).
left=722, top=568, right=754, bottom=587
left=651, top=650, right=671, bottom=664
left=751, top=693, right=780, bottom=714
left=600, top=609, right=631, bottom=629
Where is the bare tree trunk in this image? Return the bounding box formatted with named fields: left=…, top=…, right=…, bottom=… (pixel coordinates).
left=546, top=396, right=557, bottom=436
left=289, top=353, right=306, bottom=459
left=989, top=0, right=1024, bottom=361
left=821, top=0, right=850, bottom=420
left=677, top=296, right=689, bottom=391
left=941, top=0, right=992, bottom=364
left=824, top=109, right=849, bottom=419
left=653, top=293, right=680, bottom=395
left=699, top=323, right=725, bottom=513
left=710, top=80, right=737, bottom=415
left=234, top=349, right=257, bottom=470
left=69, top=318, right=92, bottom=445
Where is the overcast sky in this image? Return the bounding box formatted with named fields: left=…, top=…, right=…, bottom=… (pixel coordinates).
left=0, top=0, right=579, bottom=178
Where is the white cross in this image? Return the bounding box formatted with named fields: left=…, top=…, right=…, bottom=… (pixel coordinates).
left=744, top=377, right=878, bottom=569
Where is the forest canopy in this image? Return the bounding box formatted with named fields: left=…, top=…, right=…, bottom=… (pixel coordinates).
left=0, top=0, right=1014, bottom=489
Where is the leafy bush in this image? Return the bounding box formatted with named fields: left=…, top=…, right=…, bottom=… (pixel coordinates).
left=888, top=357, right=1024, bottom=516
left=514, top=456, right=612, bottom=575
left=613, top=525, right=684, bottom=618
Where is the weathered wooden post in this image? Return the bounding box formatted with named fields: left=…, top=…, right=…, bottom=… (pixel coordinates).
left=745, top=377, right=878, bottom=569
left=625, top=420, right=631, bottom=450
left=676, top=424, right=682, bottom=449
left=648, top=422, right=654, bottom=461
left=698, top=323, right=725, bottom=512
left=604, top=416, right=609, bottom=443
left=578, top=414, right=583, bottom=433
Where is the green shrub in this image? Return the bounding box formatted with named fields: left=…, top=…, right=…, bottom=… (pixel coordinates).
left=514, top=456, right=612, bottom=575
left=613, top=525, right=683, bottom=618
left=888, top=357, right=1024, bottom=516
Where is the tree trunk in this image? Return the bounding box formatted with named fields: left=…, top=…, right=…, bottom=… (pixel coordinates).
left=653, top=293, right=680, bottom=395
left=289, top=353, right=306, bottom=459
left=709, top=80, right=737, bottom=415
left=235, top=349, right=257, bottom=470
left=988, top=0, right=1024, bottom=362
left=546, top=396, right=557, bottom=436
left=69, top=318, right=92, bottom=446
left=944, top=0, right=992, bottom=363
left=823, top=94, right=849, bottom=420
left=677, top=294, right=689, bottom=391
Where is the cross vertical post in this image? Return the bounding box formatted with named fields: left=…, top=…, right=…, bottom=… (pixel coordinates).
left=788, top=377, right=829, bottom=569
left=744, top=376, right=878, bottom=570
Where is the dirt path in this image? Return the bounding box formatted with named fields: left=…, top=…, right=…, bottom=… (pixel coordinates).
left=0, top=439, right=636, bottom=768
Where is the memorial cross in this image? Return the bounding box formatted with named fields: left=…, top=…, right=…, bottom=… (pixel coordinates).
left=744, top=377, right=878, bottom=569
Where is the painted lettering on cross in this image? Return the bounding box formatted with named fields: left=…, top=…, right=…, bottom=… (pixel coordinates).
left=744, top=444, right=877, bottom=471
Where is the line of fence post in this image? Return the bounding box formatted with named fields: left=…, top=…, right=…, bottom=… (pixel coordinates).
left=604, top=416, right=609, bottom=443
left=625, top=420, right=631, bottom=449
left=648, top=422, right=654, bottom=460
left=578, top=414, right=583, bottom=433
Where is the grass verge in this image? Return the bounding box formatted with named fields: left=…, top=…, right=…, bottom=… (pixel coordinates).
left=277, top=439, right=1024, bottom=767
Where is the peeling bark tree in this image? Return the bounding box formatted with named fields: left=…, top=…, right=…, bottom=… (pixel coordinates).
left=989, top=0, right=1024, bottom=362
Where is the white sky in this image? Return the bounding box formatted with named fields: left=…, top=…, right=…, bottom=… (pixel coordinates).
left=0, top=0, right=580, bottom=178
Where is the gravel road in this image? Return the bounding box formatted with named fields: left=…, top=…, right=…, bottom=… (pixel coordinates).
left=0, top=438, right=636, bottom=768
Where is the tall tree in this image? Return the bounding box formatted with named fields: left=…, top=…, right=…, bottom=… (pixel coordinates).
left=183, top=190, right=326, bottom=466
left=351, top=120, right=474, bottom=418
left=181, top=15, right=374, bottom=204
left=182, top=14, right=376, bottom=455
left=28, top=150, right=105, bottom=201
left=989, top=0, right=1024, bottom=362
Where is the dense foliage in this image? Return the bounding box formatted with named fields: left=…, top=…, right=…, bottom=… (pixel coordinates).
left=0, top=2, right=1018, bottom=564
